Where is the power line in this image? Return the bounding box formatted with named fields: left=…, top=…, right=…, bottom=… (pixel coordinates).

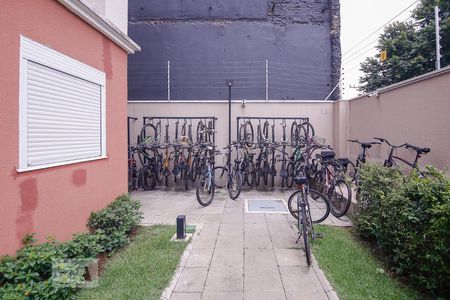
left=343, top=0, right=419, bottom=57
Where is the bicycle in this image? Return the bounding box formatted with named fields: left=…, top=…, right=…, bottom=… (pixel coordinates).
left=287, top=174, right=329, bottom=266
left=374, top=137, right=430, bottom=171
left=310, top=150, right=351, bottom=218
left=214, top=142, right=243, bottom=200
left=196, top=145, right=218, bottom=206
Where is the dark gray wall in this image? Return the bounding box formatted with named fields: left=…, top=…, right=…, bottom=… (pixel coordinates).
left=128, top=0, right=341, bottom=100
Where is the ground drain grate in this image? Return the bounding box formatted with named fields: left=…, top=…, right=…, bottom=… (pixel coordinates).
left=246, top=199, right=288, bottom=214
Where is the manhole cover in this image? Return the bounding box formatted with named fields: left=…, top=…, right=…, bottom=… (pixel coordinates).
left=246, top=199, right=288, bottom=213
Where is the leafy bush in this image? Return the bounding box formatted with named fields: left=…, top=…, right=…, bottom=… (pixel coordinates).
left=354, top=164, right=450, bottom=295
left=60, top=233, right=104, bottom=259
left=0, top=194, right=143, bottom=299
left=88, top=194, right=142, bottom=252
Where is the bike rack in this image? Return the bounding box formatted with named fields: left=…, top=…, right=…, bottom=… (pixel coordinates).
left=236, top=116, right=310, bottom=140
left=127, top=117, right=138, bottom=147
left=143, top=116, right=218, bottom=146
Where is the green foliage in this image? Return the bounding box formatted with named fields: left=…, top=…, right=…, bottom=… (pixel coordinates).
left=60, top=233, right=104, bottom=259
left=0, top=194, right=143, bottom=299
left=88, top=194, right=143, bottom=252
left=354, top=164, right=450, bottom=295
left=359, top=0, right=450, bottom=93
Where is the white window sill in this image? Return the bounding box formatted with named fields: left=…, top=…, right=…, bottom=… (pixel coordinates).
left=17, top=156, right=108, bottom=173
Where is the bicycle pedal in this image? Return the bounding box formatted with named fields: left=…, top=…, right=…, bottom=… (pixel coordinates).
left=314, top=233, right=324, bottom=239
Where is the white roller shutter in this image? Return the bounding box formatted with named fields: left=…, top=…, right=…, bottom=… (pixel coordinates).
left=27, top=61, right=102, bottom=166
left=19, top=36, right=106, bottom=171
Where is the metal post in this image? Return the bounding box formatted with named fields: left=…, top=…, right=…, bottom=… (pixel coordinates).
left=226, top=80, right=233, bottom=176
left=167, top=60, right=171, bottom=101
left=435, top=6, right=442, bottom=70
left=265, top=59, right=269, bottom=101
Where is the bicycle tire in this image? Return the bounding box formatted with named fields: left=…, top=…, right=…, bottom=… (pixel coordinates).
left=286, top=162, right=295, bottom=188
left=329, top=179, right=352, bottom=218
left=244, top=121, right=254, bottom=147
left=245, top=161, right=256, bottom=187
left=301, top=206, right=311, bottom=266
left=346, top=160, right=357, bottom=182
left=183, top=168, right=190, bottom=190
left=196, top=121, right=205, bottom=144
left=288, top=189, right=330, bottom=224
left=263, top=121, right=270, bottom=140
left=301, top=121, right=315, bottom=143
left=290, top=121, right=299, bottom=146
left=196, top=173, right=215, bottom=207
left=214, top=166, right=228, bottom=188
left=139, top=166, right=156, bottom=190
left=228, top=171, right=242, bottom=200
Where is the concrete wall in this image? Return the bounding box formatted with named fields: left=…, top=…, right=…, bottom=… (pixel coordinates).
left=0, top=0, right=128, bottom=255
left=346, top=68, right=450, bottom=170
left=127, top=0, right=341, bottom=101
left=127, top=101, right=335, bottom=150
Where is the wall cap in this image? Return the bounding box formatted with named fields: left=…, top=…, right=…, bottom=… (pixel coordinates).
left=344, top=65, right=450, bottom=102
left=127, top=100, right=334, bottom=104
left=58, top=0, right=140, bottom=54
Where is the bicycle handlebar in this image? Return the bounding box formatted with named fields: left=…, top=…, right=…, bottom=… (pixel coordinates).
left=373, top=137, right=407, bottom=148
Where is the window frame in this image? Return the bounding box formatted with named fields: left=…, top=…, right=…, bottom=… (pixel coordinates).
left=18, top=35, right=107, bottom=172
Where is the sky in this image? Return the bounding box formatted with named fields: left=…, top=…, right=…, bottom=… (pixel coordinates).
left=340, top=0, right=419, bottom=99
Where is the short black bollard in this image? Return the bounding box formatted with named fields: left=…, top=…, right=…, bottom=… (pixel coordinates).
left=176, top=215, right=186, bottom=240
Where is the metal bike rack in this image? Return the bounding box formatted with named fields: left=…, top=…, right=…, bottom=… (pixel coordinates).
left=143, top=116, right=218, bottom=145
left=236, top=116, right=310, bottom=139
left=127, top=117, right=138, bottom=147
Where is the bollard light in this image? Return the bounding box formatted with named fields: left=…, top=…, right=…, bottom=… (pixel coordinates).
left=176, top=215, right=186, bottom=240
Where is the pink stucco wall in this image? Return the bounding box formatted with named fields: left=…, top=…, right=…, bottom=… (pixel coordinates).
left=0, top=0, right=128, bottom=255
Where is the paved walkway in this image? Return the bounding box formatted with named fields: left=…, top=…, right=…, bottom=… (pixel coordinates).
left=133, top=187, right=351, bottom=300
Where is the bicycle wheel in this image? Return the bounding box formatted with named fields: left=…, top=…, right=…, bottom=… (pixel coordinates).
left=183, top=168, right=190, bottom=190
left=245, top=161, right=256, bottom=187
left=243, top=121, right=254, bottom=146
left=346, top=160, right=357, bottom=182
left=139, top=166, right=156, bottom=190
left=196, top=173, right=215, bottom=207
left=214, top=166, right=228, bottom=188
left=286, top=162, right=295, bottom=188
left=301, top=206, right=311, bottom=266
left=300, top=121, right=315, bottom=143
left=288, top=189, right=330, bottom=224
left=290, top=121, right=299, bottom=146
left=196, top=121, right=205, bottom=143
left=329, top=179, right=352, bottom=218
left=228, top=171, right=242, bottom=200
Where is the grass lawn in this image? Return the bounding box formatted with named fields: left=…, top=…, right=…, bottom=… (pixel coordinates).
left=312, top=225, right=420, bottom=300
left=77, top=225, right=188, bottom=300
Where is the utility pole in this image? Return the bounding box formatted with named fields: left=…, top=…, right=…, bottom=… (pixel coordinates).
left=435, top=6, right=442, bottom=70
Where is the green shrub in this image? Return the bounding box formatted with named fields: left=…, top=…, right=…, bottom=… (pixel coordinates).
left=354, top=164, right=450, bottom=295
left=354, top=163, right=403, bottom=239
left=88, top=194, right=142, bottom=252
left=60, top=232, right=104, bottom=259
left=0, top=194, right=143, bottom=299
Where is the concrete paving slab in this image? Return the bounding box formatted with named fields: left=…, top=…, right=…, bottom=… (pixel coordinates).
left=185, top=248, right=214, bottom=268
left=170, top=292, right=202, bottom=300
left=210, top=247, right=244, bottom=268
left=204, top=266, right=243, bottom=292
left=132, top=188, right=342, bottom=300
left=244, top=248, right=278, bottom=267
left=244, top=290, right=286, bottom=300
left=244, top=265, right=284, bottom=292
left=202, top=291, right=243, bottom=300
left=173, top=267, right=208, bottom=293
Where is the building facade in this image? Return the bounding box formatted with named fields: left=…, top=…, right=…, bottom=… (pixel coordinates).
left=0, top=0, right=139, bottom=255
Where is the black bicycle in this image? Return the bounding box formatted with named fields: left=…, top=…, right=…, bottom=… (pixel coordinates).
left=374, top=137, right=430, bottom=170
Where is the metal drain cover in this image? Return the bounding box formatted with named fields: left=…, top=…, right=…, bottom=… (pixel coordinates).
left=246, top=199, right=288, bottom=213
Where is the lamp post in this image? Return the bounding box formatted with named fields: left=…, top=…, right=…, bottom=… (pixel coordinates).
left=225, top=80, right=233, bottom=180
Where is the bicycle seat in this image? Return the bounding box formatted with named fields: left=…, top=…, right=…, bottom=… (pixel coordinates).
left=294, top=176, right=308, bottom=185
left=319, top=150, right=336, bottom=161
left=361, top=143, right=372, bottom=149
left=337, top=158, right=350, bottom=167
left=406, top=144, right=431, bottom=154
